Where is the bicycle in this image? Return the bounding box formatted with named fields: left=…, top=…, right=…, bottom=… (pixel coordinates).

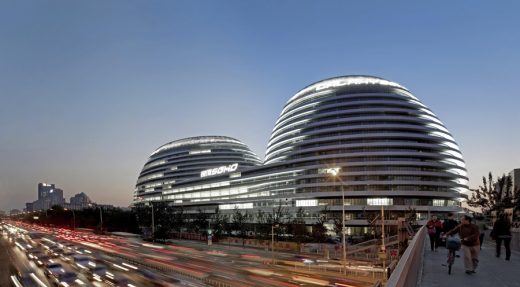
left=444, top=235, right=461, bottom=275
left=447, top=246, right=456, bottom=274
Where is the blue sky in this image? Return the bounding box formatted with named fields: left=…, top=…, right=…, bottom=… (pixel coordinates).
left=1, top=1, right=519, bottom=211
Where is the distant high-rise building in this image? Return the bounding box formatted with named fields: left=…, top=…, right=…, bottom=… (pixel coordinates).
left=27, top=182, right=65, bottom=211
left=69, top=192, right=92, bottom=210
left=38, top=183, right=55, bottom=200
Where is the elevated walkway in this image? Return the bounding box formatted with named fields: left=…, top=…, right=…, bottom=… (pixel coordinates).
left=387, top=227, right=520, bottom=287
left=419, top=235, right=520, bottom=287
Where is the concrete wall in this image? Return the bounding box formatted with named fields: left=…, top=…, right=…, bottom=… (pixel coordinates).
left=386, top=226, right=426, bottom=287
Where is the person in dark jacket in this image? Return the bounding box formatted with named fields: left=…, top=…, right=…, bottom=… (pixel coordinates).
left=491, top=213, right=512, bottom=260
left=446, top=215, right=480, bottom=274
left=427, top=215, right=443, bottom=251
left=443, top=213, right=459, bottom=234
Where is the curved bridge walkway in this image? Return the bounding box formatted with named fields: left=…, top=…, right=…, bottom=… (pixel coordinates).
left=419, top=237, right=520, bottom=287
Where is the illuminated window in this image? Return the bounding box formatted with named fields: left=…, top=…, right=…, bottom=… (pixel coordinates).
left=219, top=203, right=253, bottom=210
left=367, top=198, right=393, bottom=206
left=230, top=172, right=241, bottom=178
left=189, top=149, right=211, bottom=155
left=433, top=199, right=445, bottom=207
left=296, top=199, right=318, bottom=207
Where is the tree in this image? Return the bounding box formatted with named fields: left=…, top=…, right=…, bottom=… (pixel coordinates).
left=172, top=206, right=186, bottom=237
left=232, top=208, right=251, bottom=245
left=332, top=217, right=343, bottom=239
left=312, top=213, right=328, bottom=243
left=467, top=173, right=519, bottom=214
left=290, top=207, right=308, bottom=244
left=133, top=203, right=152, bottom=228
left=152, top=202, right=176, bottom=241
left=255, top=209, right=270, bottom=239
left=267, top=201, right=291, bottom=241
left=223, top=214, right=233, bottom=237
left=194, top=208, right=209, bottom=235
left=211, top=207, right=226, bottom=238
left=405, top=207, right=418, bottom=226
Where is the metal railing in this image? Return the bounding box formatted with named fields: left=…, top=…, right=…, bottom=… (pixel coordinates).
left=386, top=225, right=426, bottom=287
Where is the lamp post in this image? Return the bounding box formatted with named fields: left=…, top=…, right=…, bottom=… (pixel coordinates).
left=99, top=206, right=103, bottom=233
left=64, top=208, right=76, bottom=230
left=207, top=218, right=212, bottom=246
left=151, top=202, right=155, bottom=242
left=327, top=167, right=347, bottom=275
left=271, top=224, right=279, bottom=264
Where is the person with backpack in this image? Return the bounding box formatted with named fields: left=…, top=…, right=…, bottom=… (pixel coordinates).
left=427, top=215, right=443, bottom=251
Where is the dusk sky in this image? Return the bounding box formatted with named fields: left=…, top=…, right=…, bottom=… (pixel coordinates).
left=1, top=1, right=519, bottom=212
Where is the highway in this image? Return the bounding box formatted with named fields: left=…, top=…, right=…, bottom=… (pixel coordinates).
left=2, top=221, right=378, bottom=287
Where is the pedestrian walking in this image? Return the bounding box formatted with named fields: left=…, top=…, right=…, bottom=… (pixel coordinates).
left=490, top=213, right=512, bottom=261
left=445, top=215, right=480, bottom=274
left=427, top=215, right=443, bottom=251
left=476, top=220, right=487, bottom=250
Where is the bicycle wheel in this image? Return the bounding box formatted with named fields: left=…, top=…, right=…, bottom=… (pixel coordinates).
left=447, top=250, right=454, bottom=275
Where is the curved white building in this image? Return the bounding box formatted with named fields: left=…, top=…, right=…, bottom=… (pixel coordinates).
left=135, top=136, right=262, bottom=201
left=135, top=76, right=468, bottom=231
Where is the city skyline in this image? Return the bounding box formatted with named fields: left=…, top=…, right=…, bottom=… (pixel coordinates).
left=1, top=1, right=520, bottom=212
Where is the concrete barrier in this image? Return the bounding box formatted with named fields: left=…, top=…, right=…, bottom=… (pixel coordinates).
left=512, top=230, right=520, bottom=252
left=386, top=225, right=426, bottom=287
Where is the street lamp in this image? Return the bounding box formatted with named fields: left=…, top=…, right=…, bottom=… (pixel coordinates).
left=271, top=224, right=279, bottom=264
left=99, top=206, right=103, bottom=233
left=151, top=202, right=155, bottom=242
left=64, top=208, right=76, bottom=230
left=326, top=167, right=347, bottom=275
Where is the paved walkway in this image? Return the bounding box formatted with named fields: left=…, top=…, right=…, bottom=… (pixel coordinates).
left=420, top=237, right=520, bottom=287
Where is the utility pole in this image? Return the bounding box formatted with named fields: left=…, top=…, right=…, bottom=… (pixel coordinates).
left=381, top=206, right=386, bottom=281
left=207, top=216, right=212, bottom=246
left=151, top=202, right=155, bottom=242
left=271, top=224, right=278, bottom=264
left=99, top=206, right=103, bottom=233
left=72, top=209, right=76, bottom=230
left=327, top=167, right=347, bottom=276
left=341, top=183, right=347, bottom=275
